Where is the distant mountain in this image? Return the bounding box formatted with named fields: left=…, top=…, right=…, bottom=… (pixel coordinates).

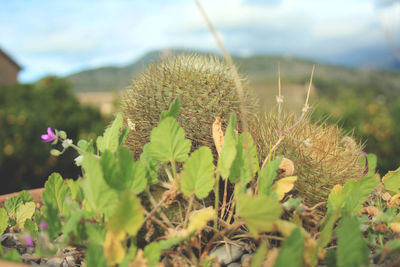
left=65, top=49, right=400, bottom=97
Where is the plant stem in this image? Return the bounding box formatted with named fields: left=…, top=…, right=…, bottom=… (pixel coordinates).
left=183, top=194, right=194, bottom=228
left=220, top=177, right=229, bottom=220
left=145, top=188, right=174, bottom=228
left=171, top=159, right=179, bottom=184
left=214, top=168, right=220, bottom=228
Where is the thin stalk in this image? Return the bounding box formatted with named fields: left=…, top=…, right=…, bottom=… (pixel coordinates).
left=220, top=177, right=229, bottom=219
left=171, top=159, right=179, bottom=184
left=261, top=135, right=284, bottom=170
left=183, top=194, right=194, bottom=228
left=145, top=188, right=174, bottom=228
left=214, top=168, right=220, bottom=228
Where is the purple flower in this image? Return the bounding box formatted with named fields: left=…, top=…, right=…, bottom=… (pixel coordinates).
left=39, top=221, right=48, bottom=230
left=41, top=127, right=56, bottom=142
left=361, top=151, right=366, bottom=157
left=24, top=235, right=34, bottom=247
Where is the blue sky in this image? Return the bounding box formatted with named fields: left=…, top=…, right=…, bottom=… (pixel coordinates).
left=0, top=0, right=399, bottom=82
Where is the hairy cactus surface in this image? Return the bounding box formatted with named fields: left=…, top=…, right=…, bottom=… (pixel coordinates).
left=121, top=54, right=255, bottom=158
left=250, top=111, right=365, bottom=207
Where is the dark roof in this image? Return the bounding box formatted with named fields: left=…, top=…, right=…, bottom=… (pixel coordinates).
left=0, top=48, right=22, bottom=70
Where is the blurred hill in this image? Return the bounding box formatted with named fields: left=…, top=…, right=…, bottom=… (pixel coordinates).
left=65, top=49, right=400, bottom=97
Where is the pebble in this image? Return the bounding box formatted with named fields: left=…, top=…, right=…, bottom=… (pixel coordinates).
left=227, top=263, right=241, bottom=267
left=44, top=257, right=64, bottom=267
left=241, top=253, right=252, bottom=263
left=210, top=244, right=244, bottom=265
left=62, top=255, right=76, bottom=267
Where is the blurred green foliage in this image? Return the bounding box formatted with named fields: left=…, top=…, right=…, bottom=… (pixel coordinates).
left=0, top=76, right=106, bottom=194
left=312, top=77, right=400, bottom=175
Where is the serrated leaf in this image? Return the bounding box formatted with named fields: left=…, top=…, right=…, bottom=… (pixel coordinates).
left=258, top=156, right=283, bottom=196
left=140, top=143, right=160, bottom=185
left=275, top=228, right=304, bottom=267
left=230, top=132, right=259, bottom=184
left=101, top=148, right=147, bottom=194
left=108, top=191, right=144, bottom=236
left=81, top=153, right=119, bottom=218
left=236, top=194, right=282, bottom=237
left=336, top=217, right=369, bottom=267
left=382, top=169, right=400, bottom=195
left=104, top=230, right=126, bottom=266
left=0, top=208, right=9, bottom=235
left=42, top=200, right=61, bottom=239
left=19, top=190, right=33, bottom=203
left=97, top=113, right=123, bottom=154
left=271, top=176, right=298, bottom=201
left=187, top=207, right=215, bottom=233
left=218, top=114, right=238, bottom=180
left=15, top=202, right=35, bottom=230
left=42, top=172, right=71, bottom=215
left=147, top=117, right=191, bottom=163
left=326, top=184, right=345, bottom=216
left=62, top=211, right=84, bottom=242
left=160, top=98, right=180, bottom=121
left=143, top=237, right=185, bottom=267
left=67, top=179, right=84, bottom=202
left=4, top=196, right=22, bottom=218
left=86, top=242, right=107, bottom=267
left=342, top=176, right=379, bottom=216
left=86, top=224, right=107, bottom=245
left=24, top=219, right=38, bottom=236
left=181, top=147, right=215, bottom=199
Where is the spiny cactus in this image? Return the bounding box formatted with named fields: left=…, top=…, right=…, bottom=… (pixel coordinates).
left=250, top=110, right=365, bottom=207
left=121, top=54, right=255, bottom=158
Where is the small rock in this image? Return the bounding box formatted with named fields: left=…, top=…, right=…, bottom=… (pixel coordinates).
left=62, top=255, right=75, bottom=267
left=227, top=263, right=241, bottom=267
left=210, top=244, right=244, bottom=265
left=45, top=257, right=64, bottom=267
left=241, top=253, right=252, bottom=263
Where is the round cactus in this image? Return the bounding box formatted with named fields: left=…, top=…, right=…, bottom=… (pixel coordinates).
left=249, top=111, right=365, bottom=207
left=120, top=54, right=255, bottom=158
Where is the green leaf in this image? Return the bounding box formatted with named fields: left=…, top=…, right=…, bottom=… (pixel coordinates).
left=236, top=194, right=282, bottom=237
left=1, top=247, right=21, bottom=263
left=101, top=147, right=147, bottom=194
left=140, top=143, right=160, bottom=185
left=144, top=237, right=185, bottom=267
left=86, top=224, right=107, bottom=245
left=217, top=114, right=238, bottom=180
left=160, top=98, right=180, bottom=121
left=85, top=242, right=107, bottom=267
left=67, top=179, right=84, bottom=202
left=4, top=196, right=22, bottom=218
left=342, top=176, right=379, bottom=216
left=81, top=153, right=119, bottom=218
left=119, top=127, right=130, bottom=147
left=0, top=208, right=9, bottom=235
left=42, top=172, right=71, bottom=215
left=96, top=113, right=123, bottom=154
left=275, top=228, right=304, bottom=267
left=62, top=211, right=84, bottom=242
left=15, top=202, right=35, bottom=230
left=19, top=190, right=33, bottom=203
left=108, top=190, right=144, bottom=236
left=382, top=169, right=400, bottom=195
left=181, top=147, right=215, bottom=199
left=230, top=132, right=259, bottom=184
left=258, top=156, right=283, bottom=196
left=24, top=219, right=38, bottom=236
left=251, top=240, right=267, bottom=267
left=336, top=217, right=369, bottom=267
left=147, top=117, right=191, bottom=163
left=359, top=153, right=377, bottom=176
left=42, top=200, right=62, bottom=239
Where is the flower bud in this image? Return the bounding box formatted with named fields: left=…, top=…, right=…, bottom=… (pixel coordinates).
left=62, top=139, right=73, bottom=149
left=58, top=130, right=67, bottom=139
left=50, top=149, right=61, bottom=156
